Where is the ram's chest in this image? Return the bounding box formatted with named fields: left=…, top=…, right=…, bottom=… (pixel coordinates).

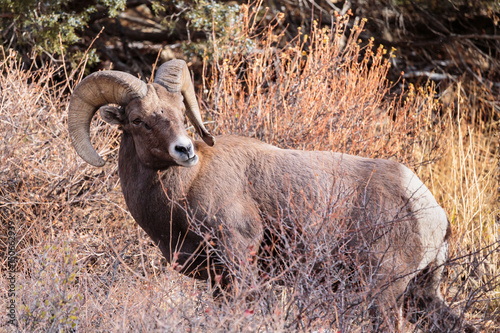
left=122, top=173, right=209, bottom=265
left=121, top=176, right=160, bottom=230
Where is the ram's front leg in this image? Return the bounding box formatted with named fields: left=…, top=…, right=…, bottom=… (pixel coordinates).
left=208, top=209, right=263, bottom=299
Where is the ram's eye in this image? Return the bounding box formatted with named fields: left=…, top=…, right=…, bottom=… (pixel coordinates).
left=132, top=119, right=142, bottom=125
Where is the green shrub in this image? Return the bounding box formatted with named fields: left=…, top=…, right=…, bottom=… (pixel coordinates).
left=0, top=0, right=125, bottom=63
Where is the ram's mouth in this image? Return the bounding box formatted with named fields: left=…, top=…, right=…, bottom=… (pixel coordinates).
left=177, top=154, right=199, bottom=167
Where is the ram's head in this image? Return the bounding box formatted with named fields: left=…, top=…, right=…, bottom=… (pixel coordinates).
left=68, top=60, right=215, bottom=169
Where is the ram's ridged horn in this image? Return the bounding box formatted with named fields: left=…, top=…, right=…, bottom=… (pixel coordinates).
left=154, top=59, right=215, bottom=146
left=68, top=71, right=148, bottom=166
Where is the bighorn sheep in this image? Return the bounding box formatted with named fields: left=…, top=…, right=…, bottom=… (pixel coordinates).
left=68, top=59, right=474, bottom=331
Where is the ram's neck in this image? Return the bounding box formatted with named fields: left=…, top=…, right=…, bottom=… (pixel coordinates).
left=118, top=132, right=156, bottom=195
left=117, top=132, right=206, bottom=276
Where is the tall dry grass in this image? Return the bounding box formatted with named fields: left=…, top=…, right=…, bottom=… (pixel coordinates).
left=1, top=7, right=498, bottom=332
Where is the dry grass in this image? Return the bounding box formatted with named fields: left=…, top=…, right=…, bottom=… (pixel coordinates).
left=1, top=7, right=498, bottom=332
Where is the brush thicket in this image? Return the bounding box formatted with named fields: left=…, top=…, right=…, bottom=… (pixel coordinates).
left=0, top=6, right=498, bottom=332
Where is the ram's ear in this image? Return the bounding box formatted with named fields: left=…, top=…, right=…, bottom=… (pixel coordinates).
left=99, top=105, right=126, bottom=125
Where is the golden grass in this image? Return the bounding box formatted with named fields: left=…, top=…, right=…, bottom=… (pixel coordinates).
left=418, top=85, right=500, bottom=325
left=0, top=8, right=498, bottom=331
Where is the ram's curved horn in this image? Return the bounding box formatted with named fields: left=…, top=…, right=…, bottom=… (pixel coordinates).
left=68, top=71, right=148, bottom=166
left=154, top=59, right=215, bottom=146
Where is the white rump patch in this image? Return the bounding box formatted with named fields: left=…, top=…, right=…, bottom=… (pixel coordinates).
left=399, top=165, right=448, bottom=270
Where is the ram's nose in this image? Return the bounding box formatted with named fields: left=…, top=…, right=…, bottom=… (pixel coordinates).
left=175, top=143, right=194, bottom=158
